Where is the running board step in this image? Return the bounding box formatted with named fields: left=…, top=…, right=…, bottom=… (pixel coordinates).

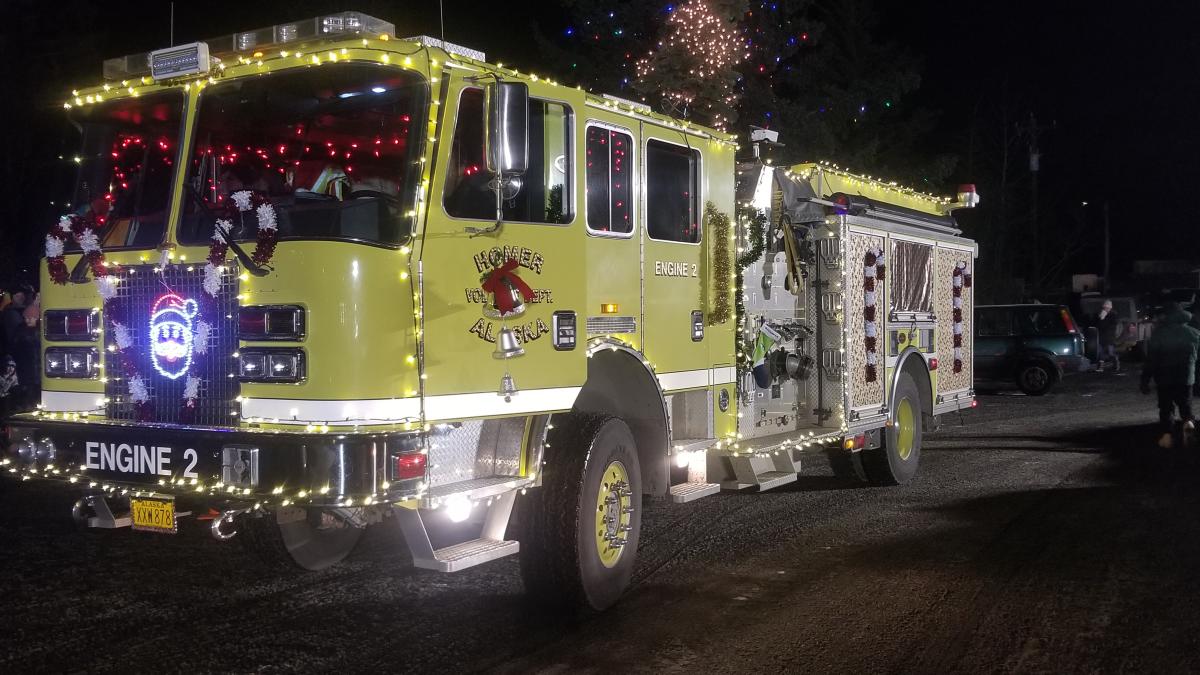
left=722, top=454, right=802, bottom=492
left=669, top=482, right=721, bottom=503
left=394, top=490, right=520, bottom=573
left=413, top=538, right=519, bottom=573
left=721, top=471, right=797, bottom=492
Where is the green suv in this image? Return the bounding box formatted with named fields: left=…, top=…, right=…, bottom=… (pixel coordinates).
left=975, top=304, right=1090, bottom=395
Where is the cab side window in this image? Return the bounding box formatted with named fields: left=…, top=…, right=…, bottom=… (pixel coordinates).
left=444, top=88, right=573, bottom=224
left=646, top=139, right=700, bottom=243
left=585, top=126, right=633, bottom=234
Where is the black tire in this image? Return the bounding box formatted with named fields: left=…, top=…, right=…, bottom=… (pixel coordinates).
left=861, top=372, right=923, bottom=486
left=239, top=507, right=364, bottom=571
left=519, top=412, right=642, bottom=613
left=1016, top=361, right=1055, bottom=396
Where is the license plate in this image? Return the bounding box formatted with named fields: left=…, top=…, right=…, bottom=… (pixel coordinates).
left=131, top=496, right=177, bottom=534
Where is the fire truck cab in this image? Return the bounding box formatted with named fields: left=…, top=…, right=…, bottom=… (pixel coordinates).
left=4, top=12, right=978, bottom=611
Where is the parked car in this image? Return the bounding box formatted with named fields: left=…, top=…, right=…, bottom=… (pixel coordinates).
left=975, top=304, right=1089, bottom=395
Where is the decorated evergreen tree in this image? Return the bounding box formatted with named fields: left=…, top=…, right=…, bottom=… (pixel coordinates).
left=536, top=0, right=955, bottom=184
left=631, top=0, right=746, bottom=129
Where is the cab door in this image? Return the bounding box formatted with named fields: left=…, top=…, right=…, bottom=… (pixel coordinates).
left=419, top=73, right=585, bottom=418
left=641, top=128, right=706, bottom=386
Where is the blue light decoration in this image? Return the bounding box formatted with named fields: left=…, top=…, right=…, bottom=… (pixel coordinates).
left=149, top=292, right=200, bottom=380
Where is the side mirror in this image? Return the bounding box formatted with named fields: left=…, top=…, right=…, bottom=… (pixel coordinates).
left=486, top=81, right=529, bottom=175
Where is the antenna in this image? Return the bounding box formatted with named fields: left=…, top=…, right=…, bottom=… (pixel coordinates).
left=169, top=2, right=175, bottom=46
left=439, top=0, right=445, bottom=45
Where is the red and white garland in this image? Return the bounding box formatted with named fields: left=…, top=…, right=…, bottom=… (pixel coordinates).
left=951, top=261, right=973, bottom=373
left=46, top=214, right=109, bottom=286
left=203, top=190, right=279, bottom=297
left=863, top=246, right=886, bottom=383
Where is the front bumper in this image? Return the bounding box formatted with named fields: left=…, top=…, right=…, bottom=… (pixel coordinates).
left=2, top=415, right=425, bottom=507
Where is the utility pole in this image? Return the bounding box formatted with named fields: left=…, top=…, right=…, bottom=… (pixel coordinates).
left=1026, top=112, right=1041, bottom=296
left=1103, top=201, right=1111, bottom=293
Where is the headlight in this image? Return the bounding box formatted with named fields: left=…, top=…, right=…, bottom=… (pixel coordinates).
left=44, top=347, right=99, bottom=379
left=44, top=309, right=100, bottom=341
left=238, top=348, right=305, bottom=383
left=239, top=305, right=305, bottom=340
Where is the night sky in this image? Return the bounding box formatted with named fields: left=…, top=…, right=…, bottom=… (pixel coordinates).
left=5, top=0, right=1199, bottom=288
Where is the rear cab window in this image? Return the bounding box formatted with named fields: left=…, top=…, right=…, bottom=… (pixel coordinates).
left=585, top=124, right=634, bottom=235
left=645, top=139, right=700, bottom=243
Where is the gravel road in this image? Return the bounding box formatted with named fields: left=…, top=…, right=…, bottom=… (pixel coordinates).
left=3, top=368, right=1198, bottom=674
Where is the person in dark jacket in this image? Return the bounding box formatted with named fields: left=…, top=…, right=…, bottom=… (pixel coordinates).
left=1095, top=299, right=1121, bottom=372
left=1140, top=303, right=1200, bottom=447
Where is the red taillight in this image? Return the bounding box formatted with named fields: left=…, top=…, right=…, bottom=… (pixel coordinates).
left=970, top=399, right=979, bottom=408
left=928, top=357, right=939, bottom=371
left=393, top=452, right=427, bottom=481
left=1060, top=308, right=1077, bottom=333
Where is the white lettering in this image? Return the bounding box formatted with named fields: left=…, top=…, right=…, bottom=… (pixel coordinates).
left=157, top=446, right=172, bottom=476
left=116, top=443, right=134, bottom=473
left=101, top=443, right=115, bottom=471
left=86, top=441, right=99, bottom=470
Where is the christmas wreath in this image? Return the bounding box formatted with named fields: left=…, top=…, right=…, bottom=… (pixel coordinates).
left=203, top=190, right=279, bottom=297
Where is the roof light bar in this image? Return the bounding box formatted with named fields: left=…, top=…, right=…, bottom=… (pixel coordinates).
left=102, top=11, right=396, bottom=81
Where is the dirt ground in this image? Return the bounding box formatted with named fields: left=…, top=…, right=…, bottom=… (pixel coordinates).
left=3, top=367, right=1198, bottom=674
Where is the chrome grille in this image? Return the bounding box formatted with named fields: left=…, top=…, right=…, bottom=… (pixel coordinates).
left=104, top=264, right=240, bottom=426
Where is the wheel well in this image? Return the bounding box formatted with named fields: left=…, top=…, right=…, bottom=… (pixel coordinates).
left=896, top=350, right=933, bottom=415
left=570, top=345, right=670, bottom=496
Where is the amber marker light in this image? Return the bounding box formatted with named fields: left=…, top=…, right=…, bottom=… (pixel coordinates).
left=601, top=303, right=619, bottom=314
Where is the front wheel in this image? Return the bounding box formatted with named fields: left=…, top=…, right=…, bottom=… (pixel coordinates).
left=861, top=372, right=924, bottom=485
left=519, top=412, right=642, bottom=612
left=239, top=507, right=364, bottom=571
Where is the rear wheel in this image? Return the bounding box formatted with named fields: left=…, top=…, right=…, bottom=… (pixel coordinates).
left=519, top=412, right=642, bottom=612
left=1016, top=361, right=1055, bottom=396
left=240, top=507, right=364, bottom=571
left=862, top=372, right=924, bottom=485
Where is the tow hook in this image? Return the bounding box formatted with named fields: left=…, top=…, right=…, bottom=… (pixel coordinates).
left=210, top=508, right=247, bottom=541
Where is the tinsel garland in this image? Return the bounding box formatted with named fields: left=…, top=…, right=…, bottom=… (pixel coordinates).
left=706, top=202, right=733, bottom=325
left=204, top=190, right=279, bottom=297
left=46, top=213, right=109, bottom=285
left=733, top=205, right=768, bottom=375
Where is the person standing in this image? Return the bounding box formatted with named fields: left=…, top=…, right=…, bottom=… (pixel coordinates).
left=1140, top=303, right=1200, bottom=448
left=2, top=287, right=36, bottom=411
left=1095, top=299, right=1120, bottom=372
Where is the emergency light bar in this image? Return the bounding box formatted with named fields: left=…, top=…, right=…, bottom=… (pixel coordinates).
left=149, top=43, right=211, bottom=80
left=102, top=11, right=397, bottom=81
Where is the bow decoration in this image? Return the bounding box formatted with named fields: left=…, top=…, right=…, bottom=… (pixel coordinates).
left=481, top=258, right=535, bottom=317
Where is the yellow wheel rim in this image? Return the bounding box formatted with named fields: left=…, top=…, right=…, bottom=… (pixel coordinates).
left=594, top=460, right=632, bottom=568
left=896, top=397, right=916, bottom=461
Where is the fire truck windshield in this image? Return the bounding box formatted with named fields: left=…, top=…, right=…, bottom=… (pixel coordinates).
left=178, top=64, right=427, bottom=247
left=65, top=92, right=184, bottom=249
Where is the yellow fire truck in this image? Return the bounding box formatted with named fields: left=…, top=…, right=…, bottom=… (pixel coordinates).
left=4, top=12, right=979, bottom=611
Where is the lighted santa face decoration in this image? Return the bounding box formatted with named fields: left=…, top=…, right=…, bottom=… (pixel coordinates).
left=149, top=293, right=199, bottom=380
